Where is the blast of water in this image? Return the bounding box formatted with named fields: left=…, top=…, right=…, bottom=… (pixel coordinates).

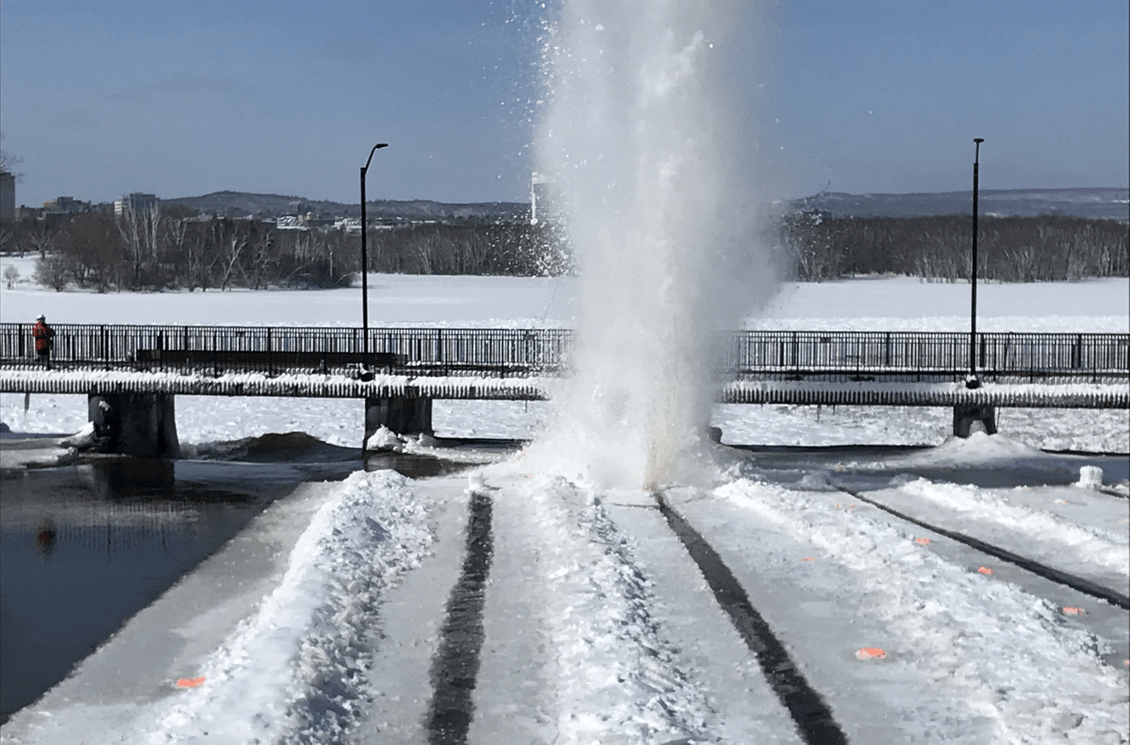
left=532, top=0, right=778, bottom=489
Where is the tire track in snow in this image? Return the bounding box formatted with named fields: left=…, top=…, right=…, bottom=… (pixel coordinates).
left=653, top=490, right=848, bottom=745
left=834, top=485, right=1130, bottom=611
left=425, top=490, right=494, bottom=745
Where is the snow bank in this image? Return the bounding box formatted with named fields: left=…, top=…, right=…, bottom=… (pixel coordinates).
left=149, top=470, right=432, bottom=743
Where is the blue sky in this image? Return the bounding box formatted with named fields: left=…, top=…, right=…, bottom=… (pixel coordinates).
left=2, top=0, right=1127, bottom=207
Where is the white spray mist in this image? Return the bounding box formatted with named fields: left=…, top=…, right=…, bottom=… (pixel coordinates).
left=531, top=0, right=778, bottom=489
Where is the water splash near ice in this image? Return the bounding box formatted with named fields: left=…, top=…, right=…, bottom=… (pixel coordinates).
left=531, top=0, right=778, bottom=488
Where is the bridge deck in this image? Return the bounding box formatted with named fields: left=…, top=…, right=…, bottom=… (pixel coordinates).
left=2, top=325, right=1126, bottom=409
left=1, top=369, right=1125, bottom=409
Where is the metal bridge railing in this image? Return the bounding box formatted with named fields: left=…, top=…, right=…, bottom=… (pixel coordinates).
left=1, top=324, right=1126, bottom=381
left=721, top=330, right=1130, bottom=378
left=0, top=324, right=577, bottom=377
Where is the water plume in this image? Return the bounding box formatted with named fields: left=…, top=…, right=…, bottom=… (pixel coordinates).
left=531, top=0, right=778, bottom=489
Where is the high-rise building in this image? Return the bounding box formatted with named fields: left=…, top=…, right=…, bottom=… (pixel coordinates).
left=114, top=192, right=159, bottom=217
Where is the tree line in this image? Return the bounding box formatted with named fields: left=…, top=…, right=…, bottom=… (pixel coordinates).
left=781, top=213, right=1128, bottom=282
left=0, top=205, right=567, bottom=292
left=0, top=206, right=1124, bottom=291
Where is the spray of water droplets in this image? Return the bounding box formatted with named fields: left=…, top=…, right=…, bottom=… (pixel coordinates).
left=528, top=0, right=780, bottom=489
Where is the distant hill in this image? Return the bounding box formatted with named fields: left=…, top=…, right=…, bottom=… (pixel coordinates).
left=163, top=190, right=529, bottom=221
left=163, top=186, right=1129, bottom=223
left=792, top=187, right=1129, bottom=221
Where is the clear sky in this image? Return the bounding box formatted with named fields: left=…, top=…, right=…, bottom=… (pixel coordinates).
left=2, top=0, right=1127, bottom=207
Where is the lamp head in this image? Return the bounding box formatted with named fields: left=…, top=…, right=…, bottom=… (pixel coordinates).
left=362, top=143, right=390, bottom=172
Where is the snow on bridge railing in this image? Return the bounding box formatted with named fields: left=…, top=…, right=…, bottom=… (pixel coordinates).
left=0, top=324, right=1126, bottom=379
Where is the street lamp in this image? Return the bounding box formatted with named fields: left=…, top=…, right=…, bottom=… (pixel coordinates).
left=360, top=143, right=388, bottom=362
left=967, top=137, right=984, bottom=389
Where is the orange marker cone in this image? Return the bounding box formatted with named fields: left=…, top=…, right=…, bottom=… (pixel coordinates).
left=978, top=566, right=993, bottom=575
left=915, top=537, right=931, bottom=545
left=1062, top=606, right=1085, bottom=616
left=176, top=677, right=206, bottom=688
left=802, top=557, right=816, bottom=562
left=854, top=647, right=887, bottom=660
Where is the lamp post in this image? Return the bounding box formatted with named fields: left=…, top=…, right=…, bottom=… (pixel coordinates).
left=360, top=143, right=388, bottom=361
left=967, top=137, right=984, bottom=389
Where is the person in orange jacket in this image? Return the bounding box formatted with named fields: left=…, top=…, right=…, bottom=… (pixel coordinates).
left=32, top=314, right=56, bottom=369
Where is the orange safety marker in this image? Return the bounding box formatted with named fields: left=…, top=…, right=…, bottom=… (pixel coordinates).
left=978, top=566, right=993, bottom=575
left=176, top=677, right=206, bottom=688
left=801, top=557, right=816, bottom=562
left=915, top=537, right=931, bottom=545
left=1062, top=606, right=1086, bottom=616
left=854, top=647, right=887, bottom=661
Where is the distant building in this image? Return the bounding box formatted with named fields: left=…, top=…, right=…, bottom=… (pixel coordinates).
left=43, top=196, right=93, bottom=215
left=0, top=169, right=15, bottom=221
left=275, top=215, right=307, bottom=231
left=114, top=192, right=159, bottom=217
left=530, top=171, right=555, bottom=225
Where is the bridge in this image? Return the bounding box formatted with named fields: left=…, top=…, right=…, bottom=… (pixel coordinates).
left=2, top=323, right=1127, bottom=455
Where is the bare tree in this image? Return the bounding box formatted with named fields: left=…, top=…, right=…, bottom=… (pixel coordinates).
left=213, top=220, right=249, bottom=291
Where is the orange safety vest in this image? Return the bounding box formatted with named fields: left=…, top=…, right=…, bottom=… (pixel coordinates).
left=32, top=322, right=55, bottom=353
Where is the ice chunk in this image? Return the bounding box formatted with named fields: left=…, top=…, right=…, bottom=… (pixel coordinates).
left=1075, top=465, right=1103, bottom=490
left=365, top=425, right=404, bottom=452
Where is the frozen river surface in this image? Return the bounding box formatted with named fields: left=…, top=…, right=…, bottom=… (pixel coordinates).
left=0, top=274, right=1127, bottom=743
left=1, top=440, right=1126, bottom=744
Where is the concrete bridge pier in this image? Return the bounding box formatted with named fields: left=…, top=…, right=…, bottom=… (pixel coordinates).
left=365, top=396, right=433, bottom=444
left=953, top=404, right=997, bottom=438
left=88, top=393, right=179, bottom=457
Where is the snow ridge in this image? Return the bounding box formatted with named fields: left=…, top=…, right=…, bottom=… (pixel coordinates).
left=148, top=470, right=434, bottom=744
left=896, top=478, right=1130, bottom=576
left=512, top=473, right=720, bottom=743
